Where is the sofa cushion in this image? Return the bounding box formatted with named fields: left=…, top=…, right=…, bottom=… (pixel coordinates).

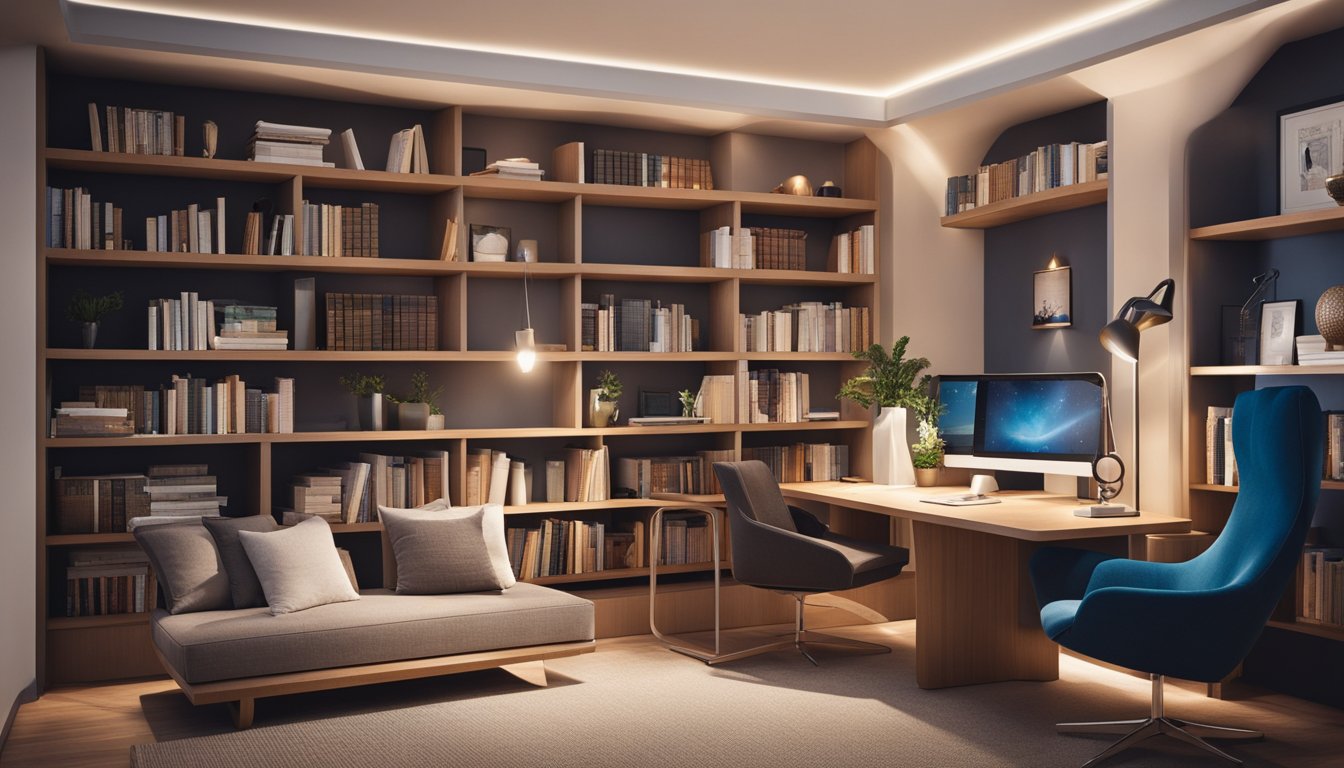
left=133, top=523, right=231, bottom=614
left=238, top=517, right=360, bottom=615
left=151, top=582, right=595, bottom=684
left=379, top=503, right=515, bottom=594
left=203, top=515, right=279, bottom=609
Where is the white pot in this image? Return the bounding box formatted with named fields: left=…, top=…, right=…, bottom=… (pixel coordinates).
left=872, top=406, right=916, bottom=486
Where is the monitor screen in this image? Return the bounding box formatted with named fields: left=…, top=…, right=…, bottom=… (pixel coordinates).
left=936, top=376, right=978, bottom=455
left=973, top=374, right=1105, bottom=462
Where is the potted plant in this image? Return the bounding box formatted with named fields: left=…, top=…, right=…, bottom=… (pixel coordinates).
left=396, top=370, right=443, bottom=431
left=588, top=369, right=622, bottom=427
left=66, top=290, right=123, bottom=349
left=838, top=336, right=931, bottom=486
left=911, top=394, right=946, bottom=487
left=339, top=372, right=385, bottom=431
left=678, top=388, right=698, bottom=418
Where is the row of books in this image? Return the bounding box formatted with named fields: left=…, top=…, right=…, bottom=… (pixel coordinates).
left=346, top=451, right=451, bottom=523
left=248, top=121, right=332, bottom=168
left=1204, top=406, right=1237, bottom=486
left=702, top=227, right=755, bottom=269
left=743, top=442, right=850, bottom=483
left=657, top=512, right=716, bottom=566
left=753, top=227, right=807, bottom=271
left=1299, top=548, right=1344, bottom=627
left=615, top=450, right=734, bottom=498
left=50, top=376, right=294, bottom=437
left=325, top=293, right=439, bottom=351
left=945, top=140, right=1109, bottom=215
left=64, top=546, right=157, bottom=618
left=52, top=464, right=227, bottom=534
left=88, top=103, right=184, bottom=156
left=588, top=147, right=713, bottom=190
left=693, top=365, right=831, bottom=425
left=739, top=302, right=872, bottom=353
left=1296, top=335, right=1344, bottom=366
left=147, top=297, right=286, bottom=351
left=505, top=519, right=644, bottom=580
left=45, top=187, right=127, bottom=250
left=832, top=224, right=876, bottom=275
left=1326, top=412, right=1344, bottom=481
left=144, top=197, right=227, bottom=254
left=298, top=201, right=380, bottom=258
left=386, top=124, right=430, bottom=174
left=580, top=296, right=699, bottom=353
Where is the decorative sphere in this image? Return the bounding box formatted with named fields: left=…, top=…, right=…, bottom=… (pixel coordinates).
left=1317, top=285, right=1344, bottom=350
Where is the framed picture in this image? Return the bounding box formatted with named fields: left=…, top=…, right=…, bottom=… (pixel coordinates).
left=1280, top=101, right=1344, bottom=213
left=470, top=224, right=510, bottom=262
left=638, top=389, right=675, bottom=418
left=1258, top=299, right=1301, bottom=366
left=1032, top=266, right=1072, bottom=329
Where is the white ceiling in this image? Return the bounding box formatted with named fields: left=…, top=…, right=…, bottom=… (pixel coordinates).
left=0, top=0, right=1322, bottom=136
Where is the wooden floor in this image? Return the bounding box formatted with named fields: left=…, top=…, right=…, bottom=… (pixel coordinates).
left=3, top=626, right=1343, bottom=768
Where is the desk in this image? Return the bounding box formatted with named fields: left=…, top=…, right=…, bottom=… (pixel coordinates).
left=779, top=482, right=1191, bottom=689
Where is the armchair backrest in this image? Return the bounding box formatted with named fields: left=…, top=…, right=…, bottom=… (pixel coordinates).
left=1191, top=386, right=1322, bottom=609
left=713, top=461, right=797, bottom=534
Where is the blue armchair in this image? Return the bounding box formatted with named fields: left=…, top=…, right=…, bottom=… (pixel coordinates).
left=1030, top=386, right=1323, bottom=767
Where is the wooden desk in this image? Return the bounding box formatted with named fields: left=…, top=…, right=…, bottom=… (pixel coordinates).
left=779, top=482, right=1191, bottom=689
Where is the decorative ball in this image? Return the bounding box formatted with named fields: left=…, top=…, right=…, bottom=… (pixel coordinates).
left=1327, top=174, right=1344, bottom=206
left=1317, top=285, right=1344, bottom=350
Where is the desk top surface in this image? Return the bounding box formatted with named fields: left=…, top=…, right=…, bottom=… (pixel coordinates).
left=779, top=482, right=1192, bottom=542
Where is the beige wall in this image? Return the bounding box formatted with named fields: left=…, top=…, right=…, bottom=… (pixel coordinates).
left=0, top=44, right=37, bottom=724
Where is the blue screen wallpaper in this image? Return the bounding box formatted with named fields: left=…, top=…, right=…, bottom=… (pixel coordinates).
left=939, top=380, right=977, bottom=454
left=979, top=379, right=1103, bottom=457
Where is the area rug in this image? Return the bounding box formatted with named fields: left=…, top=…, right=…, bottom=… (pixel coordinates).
left=130, top=623, right=1321, bottom=767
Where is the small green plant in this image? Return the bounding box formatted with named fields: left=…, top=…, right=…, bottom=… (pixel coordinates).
left=338, top=372, right=385, bottom=398
left=595, top=369, right=622, bottom=402
left=912, top=417, right=946, bottom=469
left=402, top=370, right=444, bottom=410
left=66, top=290, right=123, bottom=324
left=837, top=336, right=932, bottom=410
left=678, top=388, right=698, bottom=416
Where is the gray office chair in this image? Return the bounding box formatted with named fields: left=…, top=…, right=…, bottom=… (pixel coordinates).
left=712, top=460, right=910, bottom=664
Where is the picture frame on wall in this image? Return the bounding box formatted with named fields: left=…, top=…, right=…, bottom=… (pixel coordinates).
left=1032, top=266, right=1072, bottom=329
left=470, top=224, right=511, bottom=262
left=1258, top=299, right=1301, bottom=366
left=1280, top=100, right=1344, bottom=213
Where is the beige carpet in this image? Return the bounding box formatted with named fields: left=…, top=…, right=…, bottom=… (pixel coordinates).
left=129, top=623, right=1336, bottom=768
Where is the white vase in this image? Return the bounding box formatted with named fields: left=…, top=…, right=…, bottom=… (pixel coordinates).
left=872, top=406, right=916, bottom=486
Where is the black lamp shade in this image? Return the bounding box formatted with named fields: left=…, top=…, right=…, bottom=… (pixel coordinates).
left=1100, top=318, right=1140, bottom=363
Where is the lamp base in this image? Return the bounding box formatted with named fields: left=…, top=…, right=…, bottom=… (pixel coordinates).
left=1074, top=503, right=1137, bottom=518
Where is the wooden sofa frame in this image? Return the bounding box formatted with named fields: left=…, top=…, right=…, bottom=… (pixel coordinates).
left=155, top=639, right=596, bottom=728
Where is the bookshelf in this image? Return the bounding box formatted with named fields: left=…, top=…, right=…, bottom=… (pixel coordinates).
left=939, top=178, right=1107, bottom=229
left=1183, top=27, right=1344, bottom=707
left=37, top=72, right=888, bottom=685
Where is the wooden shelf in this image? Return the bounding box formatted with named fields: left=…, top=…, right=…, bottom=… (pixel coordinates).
left=46, top=533, right=136, bottom=546
left=1191, top=480, right=1344, bottom=493
left=47, top=613, right=149, bottom=631
left=1190, top=206, right=1344, bottom=241
left=1190, top=364, right=1344, bottom=376
left=939, top=179, right=1107, bottom=229
left=45, top=148, right=878, bottom=216
left=503, top=499, right=667, bottom=516
left=524, top=561, right=727, bottom=587
left=328, top=522, right=383, bottom=534
left=1266, top=619, right=1344, bottom=642
left=46, top=348, right=872, bottom=363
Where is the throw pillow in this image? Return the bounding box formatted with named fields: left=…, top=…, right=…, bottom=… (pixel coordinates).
left=133, top=523, right=231, bottom=614
left=202, top=515, right=279, bottom=608
left=378, top=502, right=515, bottom=594
left=238, top=516, right=360, bottom=615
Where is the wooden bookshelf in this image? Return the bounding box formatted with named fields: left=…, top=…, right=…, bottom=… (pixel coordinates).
left=1190, top=206, right=1344, bottom=241
left=37, top=72, right=886, bottom=686
left=1266, top=619, right=1344, bottom=642
left=1190, top=364, right=1344, bottom=376
left=939, top=179, right=1107, bottom=229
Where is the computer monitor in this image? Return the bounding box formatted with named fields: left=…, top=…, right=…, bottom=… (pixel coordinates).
left=934, top=375, right=978, bottom=456
left=939, top=372, right=1106, bottom=478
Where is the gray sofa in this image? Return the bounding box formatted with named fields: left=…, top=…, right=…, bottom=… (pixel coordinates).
left=152, top=583, right=596, bottom=727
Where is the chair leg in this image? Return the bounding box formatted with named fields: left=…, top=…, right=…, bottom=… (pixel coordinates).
left=1059, top=675, right=1257, bottom=767
left=793, top=594, right=891, bottom=664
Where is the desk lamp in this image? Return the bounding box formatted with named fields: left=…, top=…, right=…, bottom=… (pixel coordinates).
left=1099, top=278, right=1175, bottom=512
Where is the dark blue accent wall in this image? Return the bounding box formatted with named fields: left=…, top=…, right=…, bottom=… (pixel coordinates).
left=980, top=101, right=1109, bottom=376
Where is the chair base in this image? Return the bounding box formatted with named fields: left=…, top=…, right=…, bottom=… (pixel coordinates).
left=1058, top=675, right=1262, bottom=767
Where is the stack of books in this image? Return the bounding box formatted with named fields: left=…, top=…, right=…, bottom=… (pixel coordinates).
left=358, top=451, right=450, bottom=519
left=143, top=197, right=226, bottom=254
left=739, top=301, right=872, bottom=353
left=831, top=225, right=875, bottom=274
left=89, top=104, right=183, bottom=156
left=52, top=473, right=150, bottom=533
left=580, top=295, right=698, bottom=352
left=50, top=403, right=134, bottom=438
left=291, top=475, right=344, bottom=521
left=324, top=293, right=438, bottom=351
left=470, top=157, right=543, bottom=181
left=702, top=226, right=754, bottom=269
left=45, top=187, right=126, bottom=250
left=1205, top=406, right=1236, bottom=486
left=215, top=305, right=287, bottom=351
left=248, top=121, right=333, bottom=167
left=615, top=450, right=734, bottom=497
left=744, top=442, right=850, bottom=482
left=65, top=546, right=155, bottom=618
left=280, top=462, right=374, bottom=524
left=1296, top=335, right=1344, bottom=366
left=133, top=464, right=228, bottom=528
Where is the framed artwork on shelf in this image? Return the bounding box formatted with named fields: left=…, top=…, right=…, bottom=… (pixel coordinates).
left=1258, top=299, right=1301, bottom=366
left=638, top=389, right=675, bottom=417
left=1032, top=266, right=1072, bottom=329
left=470, top=224, right=511, bottom=262
left=1280, top=100, right=1344, bottom=213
